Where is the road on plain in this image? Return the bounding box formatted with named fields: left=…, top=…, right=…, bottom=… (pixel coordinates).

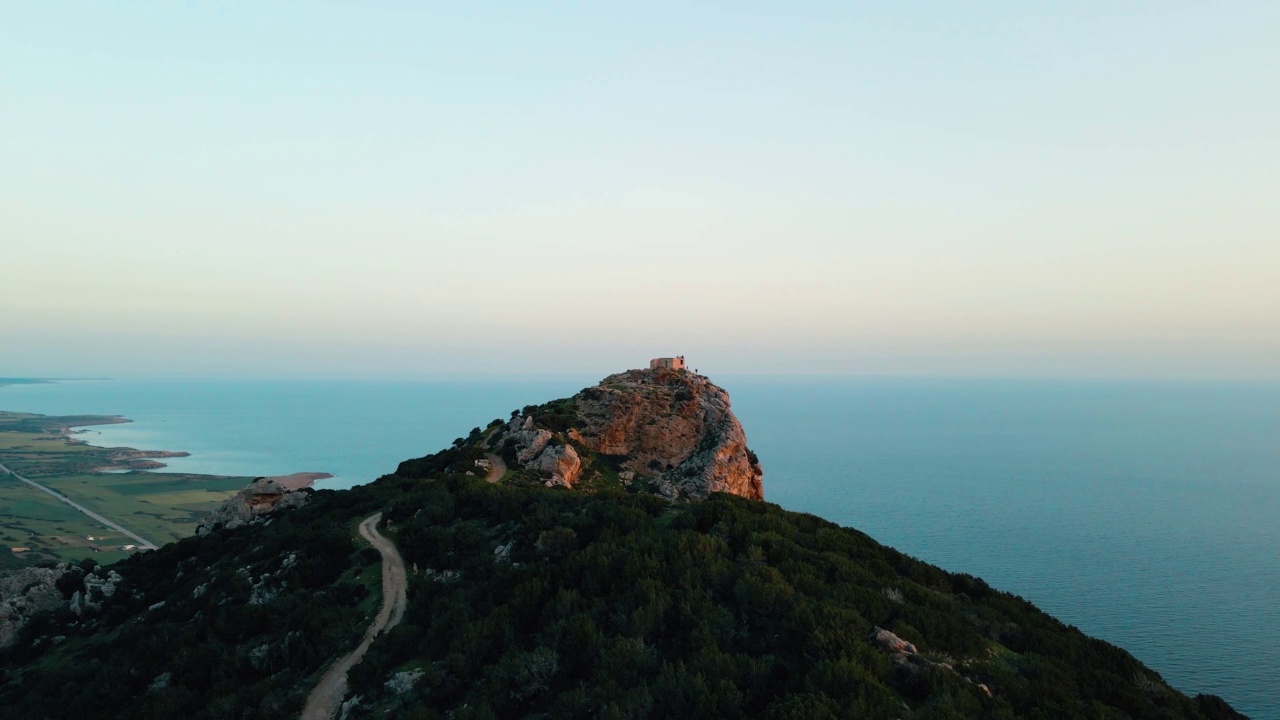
left=0, top=460, right=158, bottom=550
left=300, top=512, right=408, bottom=720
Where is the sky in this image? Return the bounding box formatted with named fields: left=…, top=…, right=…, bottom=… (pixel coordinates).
left=2, top=2, right=1278, bottom=379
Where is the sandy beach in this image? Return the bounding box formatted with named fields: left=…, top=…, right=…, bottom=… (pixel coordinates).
left=264, top=471, right=334, bottom=490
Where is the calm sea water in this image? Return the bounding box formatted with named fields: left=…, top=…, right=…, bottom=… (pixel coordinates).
left=2, top=377, right=1277, bottom=718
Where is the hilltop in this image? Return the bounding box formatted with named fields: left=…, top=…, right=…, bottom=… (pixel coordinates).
left=413, top=368, right=762, bottom=501
left=0, top=369, right=1247, bottom=719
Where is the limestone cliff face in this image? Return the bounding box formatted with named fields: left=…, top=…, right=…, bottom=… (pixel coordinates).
left=491, top=368, right=763, bottom=501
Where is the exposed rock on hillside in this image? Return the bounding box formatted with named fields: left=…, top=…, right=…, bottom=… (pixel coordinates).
left=0, top=565, right=67, bottom=649
left=195, top=476, right=313, bottom=536
left=70, top=568, right=123, bottom=616
left=531, top=443, right=581, bottom=488
left=489, top=368, right=763, bottom=501
left=0, top=563, right=133, bottom=648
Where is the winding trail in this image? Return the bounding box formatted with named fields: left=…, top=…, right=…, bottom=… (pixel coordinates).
left=300, top=512, right=408, bottom=720
left=483, top=453, right=507, bottom=483
left=0, top=460, right=158, bottom=550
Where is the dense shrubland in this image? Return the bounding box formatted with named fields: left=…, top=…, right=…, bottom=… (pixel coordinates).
left=0, top=434, right=1246, bottom=719
left=0, top=489, right=385, bottom=719
left=348, top=466, right=1243, bottom=719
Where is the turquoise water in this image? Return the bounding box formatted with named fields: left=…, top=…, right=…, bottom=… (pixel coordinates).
left=2, top=377, right=1277, bottom=718
left=0, top=378, right=594, bottom=487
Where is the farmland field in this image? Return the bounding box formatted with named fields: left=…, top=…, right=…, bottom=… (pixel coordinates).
left=0, top=409, right=252, bottom=568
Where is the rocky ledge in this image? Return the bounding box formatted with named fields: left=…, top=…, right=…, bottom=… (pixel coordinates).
left=487, top=368, right=763, bottom=501
left=194, top=473, right=328, bottom=536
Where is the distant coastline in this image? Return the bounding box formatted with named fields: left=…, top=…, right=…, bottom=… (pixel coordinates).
left=0, top=383, right=333, bottom=479
left=0, top=378, right=110, bottom=388
left=44, top=412, right=332, bottom=482
left=0, top=402, right=332, bottom=567
left=37, top=412, right=193, bottom=473
left=0, top=378, right=54, bottom=389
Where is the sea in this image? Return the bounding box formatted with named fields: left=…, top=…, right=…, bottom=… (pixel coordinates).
left=2, top=377, right=1276, bottom=718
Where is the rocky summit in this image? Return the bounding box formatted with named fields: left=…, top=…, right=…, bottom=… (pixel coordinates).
left=486, top=367, right=763, bottom=501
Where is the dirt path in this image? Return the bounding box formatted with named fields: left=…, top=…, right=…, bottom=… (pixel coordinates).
left=483, top=453, right=507, bottom=483
left=300, top=512, right=408, bottom=720
left=0, top=461, right=158, bottom=550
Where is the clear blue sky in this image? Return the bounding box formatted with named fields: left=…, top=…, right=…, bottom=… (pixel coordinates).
left=2, top=2, right=1277, bottom=378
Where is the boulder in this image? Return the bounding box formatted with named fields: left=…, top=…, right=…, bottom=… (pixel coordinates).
left=871, top=626, right=918, bottom=658
left=512, top=429, right=553, bottom=463
left=385, top=669, right=424, bottom=695
left=532, top=444, right=582, bottom=487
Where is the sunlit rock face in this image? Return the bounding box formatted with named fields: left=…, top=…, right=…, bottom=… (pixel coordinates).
left=494, top=367, right=763, bottom=501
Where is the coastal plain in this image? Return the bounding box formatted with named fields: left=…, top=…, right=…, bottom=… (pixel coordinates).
left=0, top=410, right=251, bottom=570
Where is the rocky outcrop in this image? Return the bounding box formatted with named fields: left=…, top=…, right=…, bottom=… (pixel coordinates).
left=71, top=569, right=123, bottom=616
left=871, top=626, right=919, bottom=661
left=490, top=368, right=763, bottom=501
left=385, top=669, right=424, bottom=695
left=195, top=476, right=311, bottom=536
left=0, top=565, right=68, bottom=649
left=531, top=444, right=581, bottom=488
left=871, top=626, right=994, bottom=698
left=496, top=415, right=582, bottom=487
left=509, top=425, right=553, bottom=464
left=0, top=564, right=136, bottom=647
left=574, top=368, right=762, bottom=500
